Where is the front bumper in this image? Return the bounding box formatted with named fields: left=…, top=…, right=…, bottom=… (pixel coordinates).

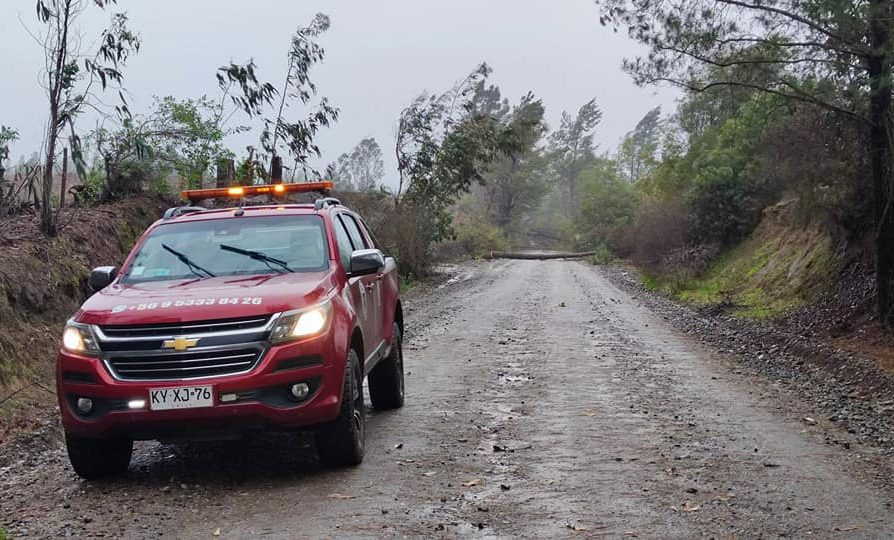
left=56, top=333, right=344, bottom=440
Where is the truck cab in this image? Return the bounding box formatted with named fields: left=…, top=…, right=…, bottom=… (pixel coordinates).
left=57, top=191, right=404, bottom=479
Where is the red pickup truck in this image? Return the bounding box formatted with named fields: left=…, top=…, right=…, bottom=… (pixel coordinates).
left=56, top=187, right=404, bottom=479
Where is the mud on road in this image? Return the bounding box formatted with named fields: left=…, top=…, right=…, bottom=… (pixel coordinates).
left=3, top=260, right=894, bottom=538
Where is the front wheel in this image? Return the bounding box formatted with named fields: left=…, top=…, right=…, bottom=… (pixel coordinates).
left=369, top=322, right=405, bottom=410
left=65, top=435, right=133, bottom=480
left=316, top=349, right=365, bottom=467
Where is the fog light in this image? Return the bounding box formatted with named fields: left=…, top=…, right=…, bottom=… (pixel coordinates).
left=127, top=399, right=146, bottom=409
left=289, top=383, right=310, bottom=402
left=220, top=393, right=238, bottom=403
left=76, top=397, right=93, bottom=415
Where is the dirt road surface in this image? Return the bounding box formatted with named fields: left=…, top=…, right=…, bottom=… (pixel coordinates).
left=3, top=260, right=894, bottom=538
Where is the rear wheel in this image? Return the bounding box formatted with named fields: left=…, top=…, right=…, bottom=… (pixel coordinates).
left=369, top=322, right=405, bottom=410
left=316, top=349, right=365, bottom=467
left=65, top=435, right=133, bottom=480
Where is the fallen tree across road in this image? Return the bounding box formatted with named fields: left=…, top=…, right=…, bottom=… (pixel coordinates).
left=484, top=250, right=597, bottom=260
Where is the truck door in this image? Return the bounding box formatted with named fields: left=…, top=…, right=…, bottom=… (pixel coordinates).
left=357, top=217, right=396, bottom=347
left=335, top=213, right=383, bottom=361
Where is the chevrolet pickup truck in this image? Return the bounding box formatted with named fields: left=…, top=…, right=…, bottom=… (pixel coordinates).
left=57, top=184, right=404, bottom=479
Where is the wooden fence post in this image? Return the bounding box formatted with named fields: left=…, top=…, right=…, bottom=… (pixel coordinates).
left=59, top=147, right=68, bottom=210
left=216, top=158, right=235, bottom=188
left=271, top=156, right=283, bottom=184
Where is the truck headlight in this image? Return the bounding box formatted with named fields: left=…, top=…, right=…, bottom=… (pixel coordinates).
left=269, top=300, right=332, bottom=344
left=62, top=321, right=100, bottom=356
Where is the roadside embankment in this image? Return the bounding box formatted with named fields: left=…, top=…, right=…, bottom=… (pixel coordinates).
left=0, top=197, right=170, bottom=440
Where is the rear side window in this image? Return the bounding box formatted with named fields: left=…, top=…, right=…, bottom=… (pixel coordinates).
left=357, top=218, right=380, bottom=249
left=333, top=217, right=353, bottom=270
left=339, top=214, right=369, bottom=251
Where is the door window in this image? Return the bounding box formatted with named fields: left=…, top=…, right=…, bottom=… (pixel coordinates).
left=357, top=218, right=380, bottom=250
left=339, top=214, right=369, bottom=251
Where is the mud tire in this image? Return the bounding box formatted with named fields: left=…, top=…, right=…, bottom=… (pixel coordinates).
left=316, top=349, right=365, bottom=467
left=65, top=435, right=133, bottom=480
left=369, top=323, right=405, bottom=410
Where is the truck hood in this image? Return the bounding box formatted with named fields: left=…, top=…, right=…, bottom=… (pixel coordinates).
left=75, top=271, right=335, bottom=326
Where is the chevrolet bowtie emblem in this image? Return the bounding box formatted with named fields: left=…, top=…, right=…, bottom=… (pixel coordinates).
left=163, top=336, right=199, bottom=351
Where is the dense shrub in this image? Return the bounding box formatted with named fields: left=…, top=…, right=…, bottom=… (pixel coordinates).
left=765, top=108, right=871, bottom=235
left=574, top=160, right=639, bottom=251
left=681, top=96, right=786, bottom=247
left=686, top=172, right=770, bottom=247
left=451, top=212, right=510, bottom=257
left=622, top=200, right=690, bottom=268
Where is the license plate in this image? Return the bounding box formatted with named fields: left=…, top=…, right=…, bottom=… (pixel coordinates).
left=149, top=385, right=214, bottom=411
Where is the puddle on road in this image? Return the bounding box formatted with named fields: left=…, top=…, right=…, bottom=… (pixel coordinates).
left=499, top=374, right=534, bottom=384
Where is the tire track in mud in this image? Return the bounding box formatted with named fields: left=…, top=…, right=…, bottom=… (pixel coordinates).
left=446, top=259, right=894, bottom=538
left=457, top=260, right=696, bottom=538
left=563, top=261, right=894, bottom=538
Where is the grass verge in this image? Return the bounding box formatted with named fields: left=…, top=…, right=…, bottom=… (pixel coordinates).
left=639, top=222, right=837, bottom=319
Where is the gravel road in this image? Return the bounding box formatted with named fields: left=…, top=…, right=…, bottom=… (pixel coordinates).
left=3, top=259, right=894, bottom=538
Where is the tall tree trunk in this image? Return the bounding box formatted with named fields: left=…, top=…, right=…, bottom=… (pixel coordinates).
left=868, top=0, right=894, bottom=324
left=41, top=0, right=73, bottom=237
left=41, top=117, right=59, bottom=236
left=59, top=146, right=67, bottom=210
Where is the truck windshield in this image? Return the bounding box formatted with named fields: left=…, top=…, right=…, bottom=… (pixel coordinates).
left=121, top=215, right=329, bottom=283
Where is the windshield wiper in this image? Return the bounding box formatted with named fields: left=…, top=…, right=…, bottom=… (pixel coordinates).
left=161, top=243, right=216, bottom=278
left=219, top=244, right=293, bottom=273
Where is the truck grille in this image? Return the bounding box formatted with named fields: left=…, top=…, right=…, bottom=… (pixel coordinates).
left=94, top=315, right=274, bottom=381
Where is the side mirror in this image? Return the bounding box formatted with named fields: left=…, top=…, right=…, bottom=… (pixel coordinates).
left=350, top=249, right=385, bottom=277
left=89, top=266, right=118, bottom=291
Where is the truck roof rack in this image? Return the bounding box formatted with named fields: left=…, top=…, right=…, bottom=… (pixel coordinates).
left=163, top=206, right=206, bottom=220
left=314, top=197, right=341, bottom=210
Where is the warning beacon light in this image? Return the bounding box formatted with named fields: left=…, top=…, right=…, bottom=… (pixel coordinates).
left=180, top=181, right=333, bottom=203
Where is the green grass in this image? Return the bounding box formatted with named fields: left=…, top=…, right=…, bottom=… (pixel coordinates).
left=677, top=278, right=725, bottom=305
left=1, top=397, right=23, bottom=420
left=640, top=273, right=661, bottom=292
left=641, top=222, right=837, bottom=320
left=588, top=243, right=615, bottom=265
left=399, top=277, right=419, bottom=295
left=1, top=526, right=9, bottom=540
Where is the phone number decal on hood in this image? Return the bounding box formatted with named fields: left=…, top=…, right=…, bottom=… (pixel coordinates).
left=110, top=297, right=263, bottom=313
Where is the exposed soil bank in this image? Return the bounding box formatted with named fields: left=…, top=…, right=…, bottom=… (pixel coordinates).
left=0, top=197, right=170, bottom=448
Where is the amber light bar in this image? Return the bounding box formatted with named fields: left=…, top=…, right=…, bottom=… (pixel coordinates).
left=181, top=181, right=333, bottom=203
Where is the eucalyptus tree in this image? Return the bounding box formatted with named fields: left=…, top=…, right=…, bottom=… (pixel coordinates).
left=217, top=13, right=338, bottom=180
left=596, top=0, right=894, bottom=322
left=393, top=64, right=525, bottom=273
left=327, top=138, right=385, bottom=191
left=394, top=63, right=495, bottom=208
left=548, top=100, right=602, bottom=214
left=617, top=106, right=662, bottom=183
left=35, top=0, right=139, bottom=234
left=475, top=88, right=548, bottom=229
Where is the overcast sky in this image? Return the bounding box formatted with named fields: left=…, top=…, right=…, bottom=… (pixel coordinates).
left=0, top=0, right=678, bottom=186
